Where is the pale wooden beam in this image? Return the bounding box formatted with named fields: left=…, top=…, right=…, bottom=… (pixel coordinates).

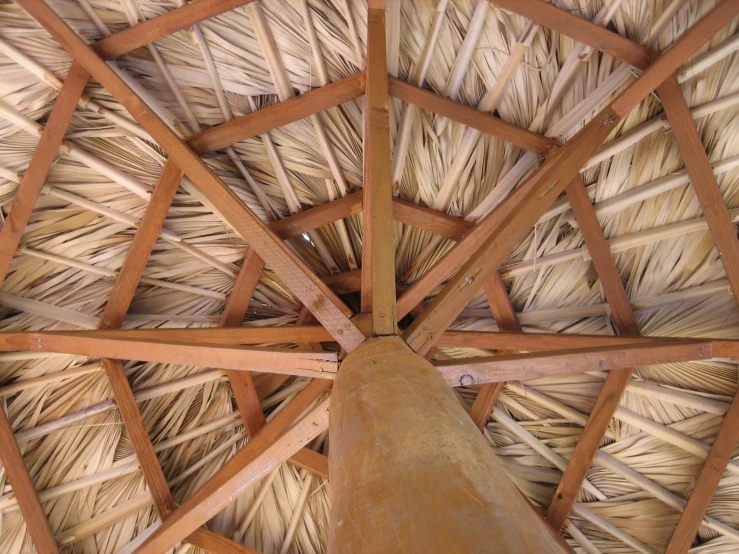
left=187, top=73, right=365, bottom=154
left=220, top=247, right=266, bottom=436
left=664, top=388, right=739, bottom=553
left=435, top=340, right=713, bottom=386
left=389, top=77, right=558, bottom=154
left=400, top=2, right=739, bottom=355
left=0, top=62, right=88, bottom=288
left=468, top=274, right=521, bottom=429
left=361, top=1, right=396, bottom=335
left=0, top=402, right=59, bottom=553
left=135, top=379, right=332, bottom=553
left=16, top=0, right=366, bottom=352
left=544, top=175, right=642, bottom=531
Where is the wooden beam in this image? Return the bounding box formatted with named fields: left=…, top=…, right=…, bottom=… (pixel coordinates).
left=92, top=0, right=259, bottom=60
left=468, top=274, right=521, bottom=429
left=400, top=2, right=739, bottom=355
left=100, top=162, right=183, bottom=329
left=437, top=331, right=654, bottom=351
left=361, top=4, right=396, bottom=335
left=187, top=73, right=365, bottom=154
left=664, top=387, right=739, bottom=553
left=388, top=77, right=558, bottom=155
left=544, top=176, right=643, bottom=531
left=392, top=197, right=473, bottom=241
left=435, top=340, right=712, bottom=386
left=289, top=448, right=329, bottom=479
left=220, top=247, right=266, bottom=437
left=658, top=75, right=739, bottom=300
left=269, top=191, right=363, bottom=240
left=14, top=333, right=339, bottom=378
left=16, top=0, right=366, bottom=352
left=490, top=0, right=649, bottom=70
left=0, top=62, right=88, bottom=288
left=136, top=379, right=332, bottom=553
left=0, top=403, right=59, bottom=553
left=0, top=326, right=335, bottom=348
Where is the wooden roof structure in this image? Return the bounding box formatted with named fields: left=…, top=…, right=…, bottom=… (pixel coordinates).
left=0, top=0, right=738, bottom=552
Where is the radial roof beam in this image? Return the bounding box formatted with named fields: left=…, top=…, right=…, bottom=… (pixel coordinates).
left=468, top=274, right=522, bottom=429
left=544, top=176, right=643, bottom=531
left=664, top=387, right=739, bottom=553
left=16, top=0, right=366, bottom=352
left=361, top=0, right=397, bottom=335
left=135, top=379, right=332, bottom=553
left=0, top=402, right=59, bottom=552
left=436, top=330, right=656, bottom=350
left=0, top=62, right=88, bottom=288
left=392, top=197, right=473, bottom=240
left=434, top=339, right=715, bottom=385
left=400, top=1, right=739, bottom=356
left=388, top=77, right=558, bottom=155
left=269, top=191, right=363, bottom=240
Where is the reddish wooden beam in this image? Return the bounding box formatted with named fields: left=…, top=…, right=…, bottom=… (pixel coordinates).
left=220, top=247, right=266, bottom=437
left=665, top=387, right=739, bottom=553
left=468, top=274, right=521, bottom=430
left=269, top=191, right=363, bottom=240
left=544, top=176, right=643, bottom=531
left=437, top=330, right=655, bottom=351
left=435, top=340, right=712, bottom=386
left=17, top=0, right=366, bottom=352
left=658, top=75, right=739, bottom=300
left=388, top=77, right=558, bottom=155
left=361, top=5, right=396, bottom=334
left=136, top=379, right=332, bottom=553
left=92, top=0, right=259, bottom=60
left=289, top=447, right=329, bottom=479
left=392, top=197, right=473, bottom=241
left=188, top=73, right=365, bottom=154
left=490, top=0, right=650, bottom=70
left=400, top=2, right=739, bottom=355
left=0, top=403, right=59, bottom=553
left=0, top=62, right=88, bottom=288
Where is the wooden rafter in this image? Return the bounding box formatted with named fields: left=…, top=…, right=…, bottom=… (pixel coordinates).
left=16, top=0, right=366, bottom=352
left=269, top=191, right=363, bottom=240
left=361, top=0, right=396, bottom=334
left=187, top=73, right=365, bottom=154
left=400, top=1, right=739, bottom=356
left=136, top=379, right=332, bottom=552
left=389, top=77, right=558, bottom=155
left=6, top=333, right=339, bottom=378
left=468, top=274, right=521, bottom=430
left=94, top=161, right=243, bottom=552
left=219, top=247, right=266, bottom=436
left=0, top=401, right=59, bottom=553
left=0, top=62, right=88, bottom=288
left=665, top=387, right=739, bottom=553
left=435, top=339, right=717, bottom=386
left=392, top=197, right=473, bottom=240
left=544, top=176, right=643, bottom=531
left=436, top=330, right=656, bottom=350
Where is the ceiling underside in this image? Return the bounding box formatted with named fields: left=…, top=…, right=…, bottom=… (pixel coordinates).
left=0, top=0, right=738, bottom=552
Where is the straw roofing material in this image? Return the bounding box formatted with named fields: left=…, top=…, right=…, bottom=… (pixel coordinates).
left=0, top=0, right=737, bottom=552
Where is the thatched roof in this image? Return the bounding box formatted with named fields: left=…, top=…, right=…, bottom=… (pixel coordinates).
left=0, top=0, right=738, bottom=552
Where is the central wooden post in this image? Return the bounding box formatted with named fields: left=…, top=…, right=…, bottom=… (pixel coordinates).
left=328, top=337, right=567, bottom=553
